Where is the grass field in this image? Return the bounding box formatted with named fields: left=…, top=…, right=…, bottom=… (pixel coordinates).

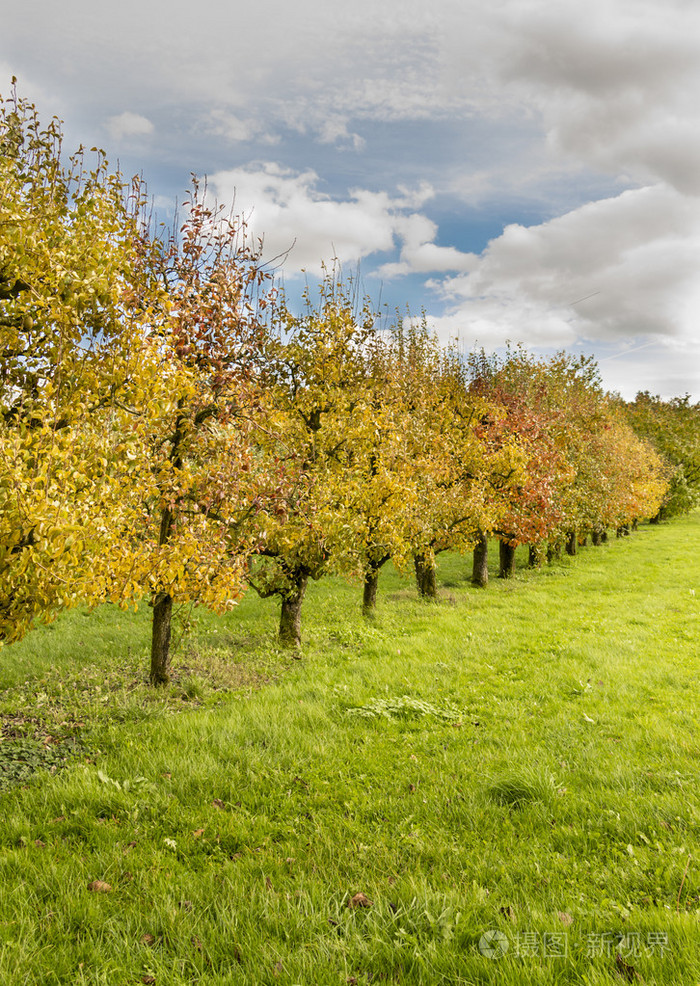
left=1, top=517, right=700, bottom=985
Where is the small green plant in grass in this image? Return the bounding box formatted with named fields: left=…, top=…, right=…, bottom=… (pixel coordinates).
left=345, top=694, right=466, bottom=722
left=0, top=736, right=88, bottom=790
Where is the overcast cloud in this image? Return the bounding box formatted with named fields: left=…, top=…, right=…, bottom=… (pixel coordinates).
left=3, top=0, right=700, bottom=398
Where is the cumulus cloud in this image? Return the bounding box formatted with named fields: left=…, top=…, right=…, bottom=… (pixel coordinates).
left=105, top=111, right=153, bottom=141
left=378, top=213, right=476, bottom=277
left=208, top=165, right=471, bottom=275
left=427, top=184, right=700, bottom=353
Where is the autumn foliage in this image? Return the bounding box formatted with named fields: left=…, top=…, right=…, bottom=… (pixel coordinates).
left=2, top=86, right=695, bottom=674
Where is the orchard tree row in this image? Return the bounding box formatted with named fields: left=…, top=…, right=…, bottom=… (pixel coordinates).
left=1, top=88, right=697, bottom=684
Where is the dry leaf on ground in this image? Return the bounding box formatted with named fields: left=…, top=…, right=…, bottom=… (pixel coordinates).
left=348, top=892, right=373, bottom=908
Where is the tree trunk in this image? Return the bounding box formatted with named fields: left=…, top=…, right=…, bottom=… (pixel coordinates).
left=591, top=529, right=602, bottom=546
left=616, top=525, right=629, bottom=538
left=649, top=513, right=661, bottom=525
left=499, top=540, right=516, bottom=579
left=579, top=534, right=589, bottom=547
left=150, top=592, right=173, bottom=686
left=279, top=571, right=308, bottom=648
left=414, top=553, right=437, bottom=599
left=150, top=504, right=176, bottom=686
left=631, top=518, right=638, bottom=531
left=601, top=529, right=608, bottom=543
left=471, top=533, right=489, bottom=587
left=566, top=531, right=577, bottom=556
left=362, top=567, right=380, bottom=617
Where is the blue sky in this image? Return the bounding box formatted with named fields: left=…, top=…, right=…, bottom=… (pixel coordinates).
left=4, top=0, right=700, bottom=399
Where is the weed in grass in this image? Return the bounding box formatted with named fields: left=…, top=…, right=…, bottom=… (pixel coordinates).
left=345, top=695, right=467, bottom=722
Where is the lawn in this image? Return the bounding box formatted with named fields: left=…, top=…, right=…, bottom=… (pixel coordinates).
left=1, top=517, right=699, bottom=985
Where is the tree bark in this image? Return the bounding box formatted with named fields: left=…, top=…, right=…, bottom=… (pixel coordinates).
left=601, top=529, right=609, bottom=543
left=616, top=525, right=630, bottom=538
left=471, top=532, right=489, bottom=587
left=414, top=553, right=437, bottom=599
left=149, top=412, right=184, bottom=687
left=566, top=531, right=577, bottom=556
left=279, top=571, right=308, bottom=648
left=150, top=504, right=176, bottom=686
left=591, top=529, right=602, bottom=546
left=499, top=539, right=516, bottom=579
left=150, top=592, right=173, bottom=686
left=362, top=568, right=380, bottom=617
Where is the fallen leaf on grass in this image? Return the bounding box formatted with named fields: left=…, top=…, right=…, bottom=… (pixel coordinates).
left=272, top=960, right=283, bottom=976
left=179, top=900, right=193, bottom=911
left=557, top=911, right=573, bottom=926
left=191, top=936, right=203, bottom=951
left=212, top=798, right=225, bottom=809
left=192, top=828, right=204, bottom=838
left=348, top=892, right=373, bottom=909
left=141, top=977, right=156, bottom=985
left=265, top=876, right=274, bottom=890
left=500, top=904, right=516, bottom=923
left=141, top=933, right=156, bottom=947
left=87, top=881, right=111, bottom=893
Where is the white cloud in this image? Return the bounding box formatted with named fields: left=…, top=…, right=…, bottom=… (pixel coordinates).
left=208, top=165, right=463, bottom=275
left=205, top=109, right=279, bottom=146
left=208, top=164, right=395, bottom=272
left=106, top=111, right=153, bottom=141
left=208, top=165, right=482, bottom=277
left=378, top=212, right=476, bottom=277
left=427, top=184, right=700, bottom=357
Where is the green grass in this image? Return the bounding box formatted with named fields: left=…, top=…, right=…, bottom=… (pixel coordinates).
left=2, top=519, right=700, bottom=984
